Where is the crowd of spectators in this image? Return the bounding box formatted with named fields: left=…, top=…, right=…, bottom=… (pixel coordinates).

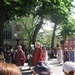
left=0, top=43, right=75, bottom=75
left=0, top=43, right=56, bottom=64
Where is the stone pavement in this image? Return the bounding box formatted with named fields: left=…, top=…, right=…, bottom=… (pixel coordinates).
left=48, top=59, right=64, bottom=75
left=21, top=58, right=64, bottom=75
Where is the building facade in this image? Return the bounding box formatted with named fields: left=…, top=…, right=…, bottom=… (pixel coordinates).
left=64, top=36, right=75, bottom=50
left=3, top=21, right=21, bottom=45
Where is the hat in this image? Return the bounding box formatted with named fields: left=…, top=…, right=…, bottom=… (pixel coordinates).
left=34, top=61, right=51, bottom=75
left=62, top=61, right=75, bottom=73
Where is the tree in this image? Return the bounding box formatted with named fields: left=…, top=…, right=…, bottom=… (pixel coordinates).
left=37, top=28, right=52, bottom=47
left=31, top=0, right=74, bottom=48
left=16, top=15, right=35, bottom=46
left=0, top=0, right=4, bottom=46
left=15, top=0, right=74, bottom=47
left=0, top=0, right=74, bottom=47
left=0, top=0, right=37, bottom=46
left=60, top=17, right=75, bottom=40
left=49, top=0, right=74, bottom=48
left=31, top=0, right=70, bottom=45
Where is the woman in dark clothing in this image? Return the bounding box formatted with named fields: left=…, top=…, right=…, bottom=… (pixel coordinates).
left=63, top=47, right=69, bottom=62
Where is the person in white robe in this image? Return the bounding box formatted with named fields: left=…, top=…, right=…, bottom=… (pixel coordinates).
left=57, top=47, right=63, bottom=64
left=42, top=47, right=48, bottom=61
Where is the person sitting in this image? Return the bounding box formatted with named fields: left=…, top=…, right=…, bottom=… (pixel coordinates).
left=33, top=61, right=52, bottom=75
left=0, top=63, right=22, bottom=75
left=62, top=61, right=75, bottom=75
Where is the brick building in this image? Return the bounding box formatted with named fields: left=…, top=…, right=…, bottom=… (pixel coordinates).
left=64, top=36, right=75, bottom=50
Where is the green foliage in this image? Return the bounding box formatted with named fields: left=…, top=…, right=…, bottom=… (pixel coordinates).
left=4, top=0, right=37, bottom=21
left=3, top=0, right=75, bottom=46
left=15, top=14, right=37, bottom=45
left=36, top=28, right=52, bottom=47
left=18, top=15, right=34, bottom=35
left=58, top=17, right=75, bottom=40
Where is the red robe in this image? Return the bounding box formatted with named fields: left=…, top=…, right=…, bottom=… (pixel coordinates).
left=32, top=47, right=43, bottom=66
left=15, top=49, right=25, bottom=66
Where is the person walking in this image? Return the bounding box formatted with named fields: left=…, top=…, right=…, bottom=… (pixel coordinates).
left=63, top=46, right=69, bottom=62
left=68, top=47, right=74, bottom=62
left=28, top=45, right=34, bottom=69
left=15, top=45, right=26, bottom=66
left=42, top=46, right=48, bottom=61
left=32, top=43, right=43, bottom=66
left=57, top=47, right=63, bottom=64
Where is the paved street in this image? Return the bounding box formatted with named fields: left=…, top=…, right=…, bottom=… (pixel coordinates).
left=48, top=59, right=64, bottom=75
left=21, top=58, right=64, bottom=75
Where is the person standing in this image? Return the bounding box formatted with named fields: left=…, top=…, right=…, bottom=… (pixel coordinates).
left=68, top=47, right=74, bottom=62
left=28, top=45, right=34, bottom=69
left=63, top=46, right=69, bottom=63
left=57, top=47, right=63, bottom=64
left=15, top=45, right=26, bottom=66
left=42, top=46, right=48, bottom=61
left=5, top=46, right=12, bottom=63
left=32, top=43, right=43, bottom=66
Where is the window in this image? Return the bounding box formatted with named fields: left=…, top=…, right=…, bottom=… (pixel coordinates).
left=3, top=23, right=12, bottom=39
left=3, top=29, right=12, bottom=39
left=66, top=41, right=68, bottom=46
left=70, top=41, right=72, bottom=45
left=73, top=41, right=75, bottom=45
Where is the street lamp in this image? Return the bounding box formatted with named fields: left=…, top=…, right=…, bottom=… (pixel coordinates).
left=14, top=33, right=17, bottom=38
left=14, top=33, right=20, bottom=45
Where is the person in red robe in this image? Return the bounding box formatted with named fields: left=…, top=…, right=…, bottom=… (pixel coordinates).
left=32, top=43, right=43, bottom=66
left=15, top=45, right=26, bottom=66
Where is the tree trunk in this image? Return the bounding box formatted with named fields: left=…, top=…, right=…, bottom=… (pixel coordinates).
left=32, top=1, right=44, bottom=45
left=32, top=15, right=43, bottom=45
left=51, top=23, right=57, bottom=49
left=0, top=0, right=4, bottom=46
left=29, top=37, right=32, bottom=47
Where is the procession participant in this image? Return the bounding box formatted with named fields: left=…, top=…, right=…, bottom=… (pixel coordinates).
left=15, top=45, right=26, bottom=66
left=32, top=43, right=43, bottom=66
left=57, top=47, right=63, bottom=64
left=42, top=46, right=48, bottom=61
left=63, top=46, right=69, bottom=62
left=68, top=47, right=74, bottom=61
left=28, top=45, right=34, bottom=69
